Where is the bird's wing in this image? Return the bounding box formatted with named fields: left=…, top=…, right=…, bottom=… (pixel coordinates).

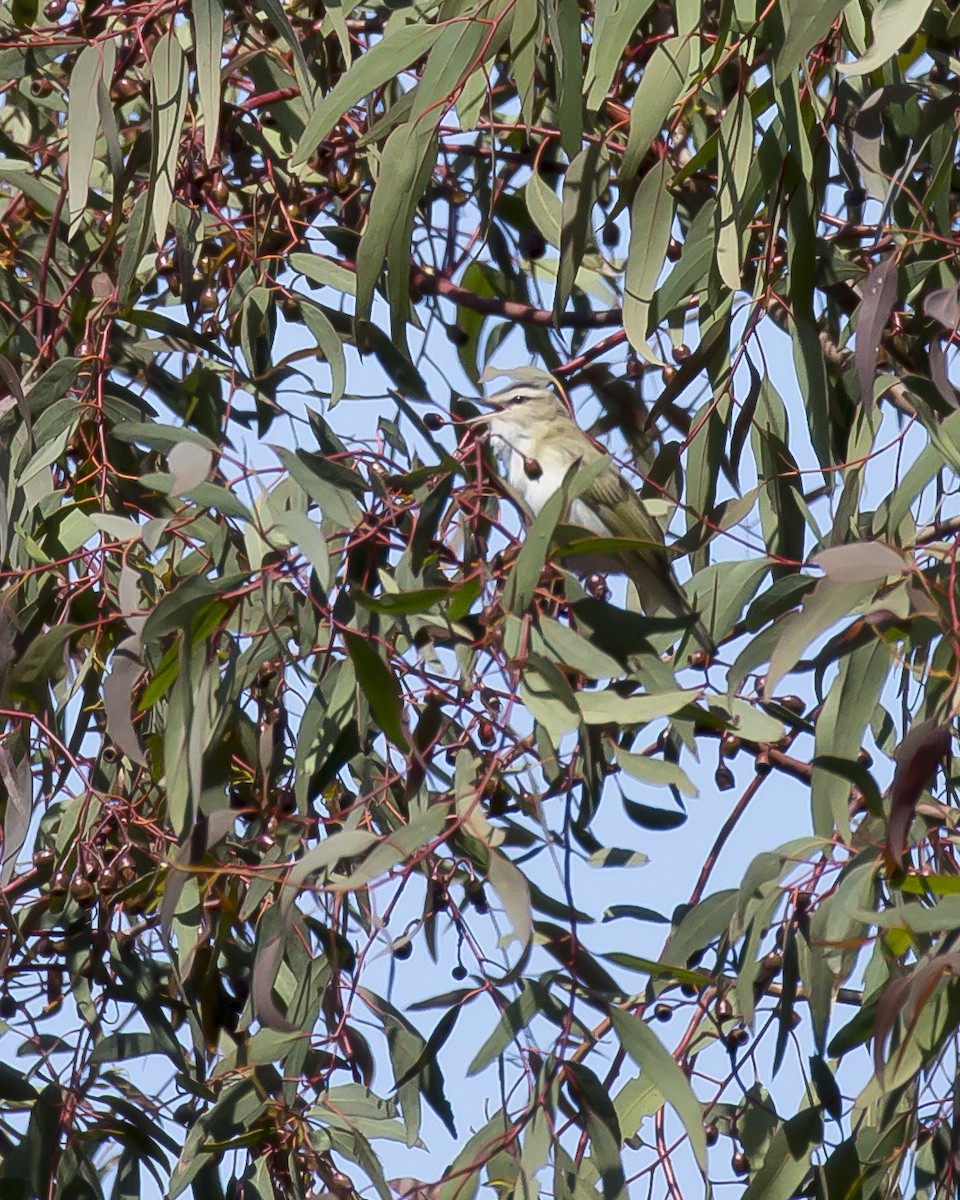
left=577, top=458, right=665, bottom=547
left=558, top=447, right=714, bottom=650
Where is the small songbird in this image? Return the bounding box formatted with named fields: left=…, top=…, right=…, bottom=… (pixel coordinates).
left=464, top=381, right=709, bottom=648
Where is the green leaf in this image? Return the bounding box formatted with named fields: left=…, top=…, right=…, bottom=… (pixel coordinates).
left=525, top=167, right=562, bottom=249
left=360, top=987, right=455, bottom=1138
left=344, top=630, right=408, bottom=750
left=102, top=638, right=147, bottom=767
left=585, top=0, right=656, bottom=113
left=25, top=357, right=82, bottom=417
left=0, top=1060, right=37, bottom=1103
left=436, top=1109, right=508, bottom=1200
left=688, top=558, right=772, bottom=643
left=588, top=846, right=649, bottom=869
left=521, top=662, right=581, bottom=743
left=623, top=158, right=673, bottom=361
left=775, top=0, right=848, bottom=81
left=577, top=688, right=698, bottom=726
left=291, top=25, right=445, bottom=166
left=715, top=92, right=754, bottom=291
left=486, top=849, right=532, bottom=949
left=149, top=32, right=189, bottom=247
left=556, top=142, right=606, bottom=317
left=531, top=614, right=624, bottom=680
left=122, top=308, right=230, bottom=360
left=603, top=904, right=669, bottom=924
left=2, top=1083, right=61, bottom=1198
left=0, top=742, right=30, bottom=889
left=274, top=509, right=331, bottom=592
left=192, top=0, right=224, bottom=161
left=617, top=750, right=697, bottom=797
left=290, top=253, right=357, bottom=296
left=467, top=983, right=543, bottom=1076
left=838, top=0, right=932, bottom=76
left=355, top=120, right=438, bottom=335
left=354, top=587, right=452, bottom=616
left=67, top=44, right=104, bottom=234
left=90, top=1031, right=178, bottom=1067
left=565, top=1062, right=626, bottom=1200
left=167, top=440, right=213, bottom=494
left=663, top=889, right=738, bottom=971
left=299, top=299, right=347, bottom=404
left=621, top=797, right=687, bottom=830
left=258, top=0, right=316, bottom=100
left=0, top=159, right=62, bottom=214
left=281, top=829, right=380, bottom=919
left=620, top=37, right=694, bottom=186
left=609, top=1008, right=708, bottom=1170
left=273, top=446, right=363, bottom=531
left=549, top=0, right=585, bottom=156
left=141, top=573, right=241, bottom=644
left=510, top=0, right=540, bottom=125
left=761, top=579, right=878, bottom=701
left=741, top=1108, right=822, bottom=1199
left=413, top=19, right=489, bottom=125
left=811, top=641, right=889, bottom=836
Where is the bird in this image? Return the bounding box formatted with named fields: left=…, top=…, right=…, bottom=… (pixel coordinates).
left=462, top=380, right=710, bottom=649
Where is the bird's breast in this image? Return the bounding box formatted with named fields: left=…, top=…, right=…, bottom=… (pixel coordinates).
left=491, top=436, right=608, bottom=535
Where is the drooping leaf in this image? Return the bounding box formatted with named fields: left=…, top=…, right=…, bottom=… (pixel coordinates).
left=102, top=637, right=147, bottom=766
left=149, top=32, right=189, bottom=247
left=192, top=0, right=224, bottom=161
left=714, top=92, right=754, bottom=291
left=775, top=0, right=847, bottom=81
left=585, top=0, right=656, bottom=113
left=291, top=25, right=446, bottom=166
left=759, top=580, right=878, bottom=701
left=556, top=142, right=606, bottom=317
left=609, top=1008, right=708, bottom=1171
left=885, top=720, right=952, bottom=865
left=344, top=630, right=408, bottom=751
left=855, top=256, right=899, bottom=413
left=486, top=849, right=532, bottom=950
left=620, top=37, right=692, bottom=186
left=623, top=158, right=673, bottom=361
left=0, top=742, right=31, bottom=887
left=67, top=44, right=104, bottom=234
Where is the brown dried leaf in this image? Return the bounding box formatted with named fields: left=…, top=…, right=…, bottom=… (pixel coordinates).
left=923, top=284, right=960, bottom=331
left=875, top=954, right=960, bottom=1082
left=873, top=975, right=911, bottom=1081
left=929, top=340, right=959, bottom=410
left=885, top=719, right=952, bottom=866
left=856, top=255, right=899, bottom=412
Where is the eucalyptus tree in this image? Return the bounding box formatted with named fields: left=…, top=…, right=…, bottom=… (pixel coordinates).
left=0, top=1, right=958, bottom=1198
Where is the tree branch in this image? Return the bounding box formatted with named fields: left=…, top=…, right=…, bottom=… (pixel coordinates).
left=411, top=267, right=623, bottom=328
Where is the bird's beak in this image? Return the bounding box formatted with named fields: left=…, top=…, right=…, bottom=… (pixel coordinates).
left=457, top=397, right=503, bottom=426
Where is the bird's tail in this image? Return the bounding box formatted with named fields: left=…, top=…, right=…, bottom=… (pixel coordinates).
left=625, top=552, right=714, bottom=656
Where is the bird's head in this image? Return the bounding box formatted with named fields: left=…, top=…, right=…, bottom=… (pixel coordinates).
left=462, top=382, right=572, bottom=438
